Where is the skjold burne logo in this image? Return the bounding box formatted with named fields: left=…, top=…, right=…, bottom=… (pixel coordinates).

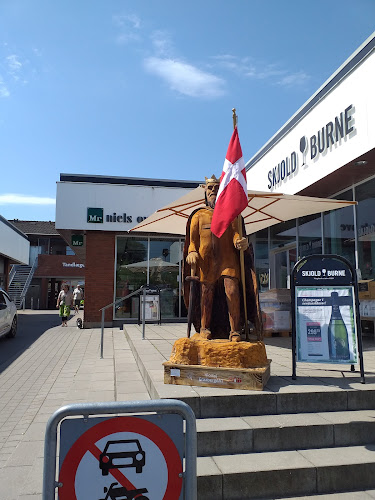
left=87, top=207, right=103, bottom=223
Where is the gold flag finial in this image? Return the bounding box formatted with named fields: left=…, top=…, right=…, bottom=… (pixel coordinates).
left=232, top=108, right=238, bottom=130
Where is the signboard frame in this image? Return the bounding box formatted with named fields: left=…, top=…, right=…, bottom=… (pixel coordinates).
left=138, top=286, right=161, bottom=325
left=291, top=254, right=365, bottom=383
left=43, top=400, right=197, bottom=500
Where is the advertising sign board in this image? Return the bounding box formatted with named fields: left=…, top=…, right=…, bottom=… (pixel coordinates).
left=291, top=254, right=365, bottom=382
left=296, top=286, right=357, bottom=363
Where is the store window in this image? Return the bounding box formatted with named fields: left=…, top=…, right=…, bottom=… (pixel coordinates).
left=355, top=178, right=375, bottom=280
left=114, top=236, right=183, bottom=320
left=253, top=229, right=269, bottom=292
left=115, top=237, right=148, bottom=319
left=269, top=220, right=296, bottom=289
left=324, top=189, right=355, bottom=269
left=298, top=213, right=322, bottom=258
left=149, top=238, right=181, bottom=319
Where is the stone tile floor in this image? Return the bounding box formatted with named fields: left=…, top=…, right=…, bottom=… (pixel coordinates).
left=0, top=311, right=374, bottom=499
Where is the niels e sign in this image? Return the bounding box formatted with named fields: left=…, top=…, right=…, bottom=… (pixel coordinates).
left=267, top=104, right=355, bottom=190
left=87, top=207, right=147, bottom=224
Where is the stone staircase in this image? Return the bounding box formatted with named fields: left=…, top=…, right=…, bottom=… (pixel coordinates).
left=124, top=326, right=375, bottom=499
left=8, top=259, right=37, bottom=309
left=186, top=391, right=375, bottom=499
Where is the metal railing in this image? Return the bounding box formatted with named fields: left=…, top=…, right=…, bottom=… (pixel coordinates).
left=18, top=256, right=38, bottom=308
left=99, top=286, right=147, bottom=359
left=8, top=264, right=17, bottom=285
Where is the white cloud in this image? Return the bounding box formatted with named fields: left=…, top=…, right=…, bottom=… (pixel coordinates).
left=151, top=31, right=173, bottom=57
left=276, top=70, right=310, bottom=87
left=212, top=55, right=310, bottom=88
left=144, top=57, right=226, bottom=98
left=113, top=13, right=141, bottom=44
left=6, top=54, right=22, bottom=73
left=0, top=194, right=56, bottom=205
left=0, top=76, right=10, bottom=97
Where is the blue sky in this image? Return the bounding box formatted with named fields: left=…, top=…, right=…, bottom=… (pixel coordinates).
left=0, top=0, right=374, bottom=221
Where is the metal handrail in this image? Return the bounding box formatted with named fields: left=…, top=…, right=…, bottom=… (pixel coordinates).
left=99, top=286, right=146, bottom=358
left=8, top=264, right=17, bottom=285
left=19, top=256, right=38, bottom=306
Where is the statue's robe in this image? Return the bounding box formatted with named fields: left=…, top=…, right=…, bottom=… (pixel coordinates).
left=183, top=207, right=263, bottom=339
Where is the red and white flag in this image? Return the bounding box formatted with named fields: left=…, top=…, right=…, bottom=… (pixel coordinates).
left=211, top=127, right=248, bottom=238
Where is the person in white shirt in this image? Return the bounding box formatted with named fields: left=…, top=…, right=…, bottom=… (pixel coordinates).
left=73, top=285, right=83, bottom=314
left=56, top=284, right=73, bottom=326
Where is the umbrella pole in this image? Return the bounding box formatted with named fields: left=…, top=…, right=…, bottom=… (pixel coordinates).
left=233, top=108, right=250, bottom=341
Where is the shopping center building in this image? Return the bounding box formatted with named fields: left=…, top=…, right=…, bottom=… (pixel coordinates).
left=0, top=216, right=29, bottom=290
left=246, top=31, right=375, bottom=292
left=55, top=32, right=375, bottom=328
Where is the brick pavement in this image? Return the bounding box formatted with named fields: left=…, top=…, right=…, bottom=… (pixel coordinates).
left=1, top=311, right=375, bottom=499
left=0, top=310, right=149, bottom=500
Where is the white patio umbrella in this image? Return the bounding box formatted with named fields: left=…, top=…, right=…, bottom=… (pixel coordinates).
left=129, top=185, right=356, bottom=236
left=121, top=257, right=178, bottom=273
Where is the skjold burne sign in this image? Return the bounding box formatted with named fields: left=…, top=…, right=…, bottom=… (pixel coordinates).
left=267, top=104, right=355, bottom=190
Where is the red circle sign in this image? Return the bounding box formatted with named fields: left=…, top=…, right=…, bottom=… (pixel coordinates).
left=59, top=416, right=183, bottom=500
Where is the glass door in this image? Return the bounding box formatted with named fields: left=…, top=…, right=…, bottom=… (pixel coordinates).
left=270, top=244, right=297, bottom=289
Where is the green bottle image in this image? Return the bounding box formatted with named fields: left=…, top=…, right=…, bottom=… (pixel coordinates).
left=328, top=292, right=350, bottom=360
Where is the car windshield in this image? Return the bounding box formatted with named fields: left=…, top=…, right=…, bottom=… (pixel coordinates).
left=105, top=441, right=140, bottom=453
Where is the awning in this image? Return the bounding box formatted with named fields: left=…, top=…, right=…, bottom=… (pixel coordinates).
left=130, top=186, right=356, bottom=236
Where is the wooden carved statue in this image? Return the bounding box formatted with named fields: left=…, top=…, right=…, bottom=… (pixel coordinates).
left=183, top=175, right=263, bottom=342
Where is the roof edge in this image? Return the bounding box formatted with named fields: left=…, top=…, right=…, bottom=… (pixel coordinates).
left=59, top=173, right=202, bottom=189
left=246, top=31, right=375, bottom=171
left=0, top=216, right=29, bottom=241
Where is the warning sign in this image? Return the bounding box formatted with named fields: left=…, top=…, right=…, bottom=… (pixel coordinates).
left=58, top=414, right=183, bottom=500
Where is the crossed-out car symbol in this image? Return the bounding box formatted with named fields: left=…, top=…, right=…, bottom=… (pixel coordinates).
left=99, top=439, right=146, bottom=476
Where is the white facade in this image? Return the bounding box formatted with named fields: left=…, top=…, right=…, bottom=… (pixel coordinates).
left=56, top=180, right=199, bottom=231
left=246, top=34, right=375, bottom=194
left=0, top=217, right=29, bottom=264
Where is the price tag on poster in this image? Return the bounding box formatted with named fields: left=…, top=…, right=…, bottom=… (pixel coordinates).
left=291, top=254, right=365, bottom=382
left=296, top=286, right=358, bottom=363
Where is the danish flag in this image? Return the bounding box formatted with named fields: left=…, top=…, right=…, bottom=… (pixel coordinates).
left=211, top=127, right=248, bottom=238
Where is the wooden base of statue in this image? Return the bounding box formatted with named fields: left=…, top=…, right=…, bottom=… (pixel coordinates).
left=163, top=334, right=271, bottom=391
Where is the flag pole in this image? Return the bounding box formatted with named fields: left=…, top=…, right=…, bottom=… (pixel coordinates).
left=232, top=108, right=250, bottom=341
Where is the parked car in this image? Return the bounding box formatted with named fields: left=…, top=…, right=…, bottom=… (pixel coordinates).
left=0, top=288, right=17, bottom=339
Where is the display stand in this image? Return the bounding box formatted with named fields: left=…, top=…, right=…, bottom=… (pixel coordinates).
left=137, top=285, right=161, bottom=325
left=291, top=254, right=365, bottom=383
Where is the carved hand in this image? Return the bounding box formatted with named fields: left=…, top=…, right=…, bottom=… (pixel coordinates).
left=235, top=237, right=249, bottom=251
left=186, top=251, right=199, bottom=265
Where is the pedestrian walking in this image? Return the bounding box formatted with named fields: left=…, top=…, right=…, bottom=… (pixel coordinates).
left=56, top=284, right=73, bottom=327
left=73, top=284, right=83, bottom=314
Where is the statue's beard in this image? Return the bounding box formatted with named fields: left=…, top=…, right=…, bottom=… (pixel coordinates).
left=207, top=196, right=216, bottom=209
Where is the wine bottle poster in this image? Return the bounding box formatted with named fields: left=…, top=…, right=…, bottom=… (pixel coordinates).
left=295, top=286, right=358, bottom=363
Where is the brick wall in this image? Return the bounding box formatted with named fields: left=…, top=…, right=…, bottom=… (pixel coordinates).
left=84, top=231, right=116, bottom=325
left=34, top=254, right=85, bottom=278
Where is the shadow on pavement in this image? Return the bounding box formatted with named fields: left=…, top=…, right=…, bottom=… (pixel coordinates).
left=0, top=311, right=61, bottom=374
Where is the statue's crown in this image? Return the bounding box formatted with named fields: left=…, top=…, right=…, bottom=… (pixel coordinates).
left=205, top=174, right=220, bottom=185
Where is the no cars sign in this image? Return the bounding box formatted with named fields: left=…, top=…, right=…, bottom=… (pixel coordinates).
left=58, top=414, right=184, bottom=500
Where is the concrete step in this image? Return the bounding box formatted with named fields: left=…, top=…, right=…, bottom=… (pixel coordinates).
left=285, top=491, right=375, bottom=499
left=196, top=409, right=375, bottom=456
left=197, top=444, right=375, bottom=499
left=177, top=386, right=375, bottom=418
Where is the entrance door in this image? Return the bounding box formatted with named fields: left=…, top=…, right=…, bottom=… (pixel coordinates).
left=270, top=245, right=297, bottom=289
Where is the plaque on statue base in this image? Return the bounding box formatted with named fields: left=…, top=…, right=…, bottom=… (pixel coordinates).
left=163, top=360, right=271, bottom=391
left=163, top=335, right=271, bottom=391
